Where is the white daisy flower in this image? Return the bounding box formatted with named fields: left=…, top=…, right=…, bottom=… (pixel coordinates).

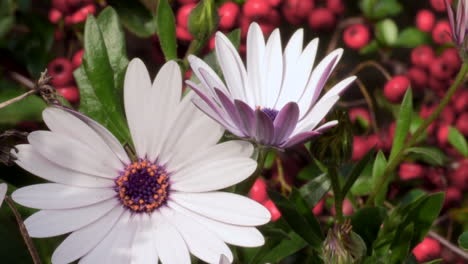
left=187, top=22, right=356, bottom=148
left=0, top=183, right=7, bottom=207
left=11, top=59, right=270, bottom=264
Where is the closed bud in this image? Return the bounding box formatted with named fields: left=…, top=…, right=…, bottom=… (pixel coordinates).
left=188, top=0, right=219, bottom=42
left=323, top=221, right=366, bottom=264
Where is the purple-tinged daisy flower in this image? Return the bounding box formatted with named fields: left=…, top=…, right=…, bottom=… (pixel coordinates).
left=0, top=183, right=6, bottom=207
left=446, top=0, right=468, bottom=48
left=187, top=23, right=356, bottom=148
left=11, top=59, right=270, bottom=264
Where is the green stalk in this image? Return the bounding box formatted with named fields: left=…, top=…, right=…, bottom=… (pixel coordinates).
left=236, top=148, right=268, bottom=195
left=329, top=166, right=344, bottom=223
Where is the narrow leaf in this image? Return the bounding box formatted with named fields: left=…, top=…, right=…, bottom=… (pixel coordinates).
left=389, top=88, right=413, bottom=161
left=448, top=126, right=468, bottom=157
left=406, top=147, right=447, bottom=166
left=342, top=149, right=374, bottom=197
left=458, top=231, right=468, bottom=250
left=156, top=0, right=177, bottom=61
left=373, top=151, right=388, bottom=206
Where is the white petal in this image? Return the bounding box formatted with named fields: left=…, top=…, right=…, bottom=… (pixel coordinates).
left=0, top=183, right=6, bottom=208
left=124, top=58, right=152, bottom=158
left=131, top=214, right=158, bottom=264
left=52, top=206, right=124, bottom=264
left=246, top=22, right=266, bottom=107
left=294, top=95, right=340, bottom=134
left=215, top=32, right=248, bottom=101
left=12, top=183, right=115, bottom=209
left=169, top=201, right=265, bottom=247
left=219, top=255, right=231, bottom=264
left=283, top=29, right=304, bottom=70
left=171, top=158, right=256, bottom=192
left=188, top=55, right=230, bottom=98
left=25, top=198, right=118, bottom=238
left=171, top=192, right=271, bottom=226
left=13, top=145, right=113, bottom=188
left=160, top=206, right=233, bottom=264
left=264, top=29, right=283, bottom=107
left=79, top=211, right=136, bottom=264
left=320, top=76, right=356, bottom=101
left=146, top=61, right=182, bottom=160
left=28, top=131, right=118, bottom=179
left=42, top=107, right=123, bottom=169
left=154, top=212, right=191, bottom=264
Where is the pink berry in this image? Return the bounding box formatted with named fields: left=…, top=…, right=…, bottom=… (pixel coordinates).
left=349, top=107, right=371, bottom=126
left=456, top=113, right=468, bottom=136
left=312, top=198, right=325, bottom=216
left=430, top=58, right=453, bottom=80
left=72, top=49, right=84, bottom=69
left=218, top=2, right=240, bottom=30
left=406, top=67, right=427, bottom=90
left=282, top=0, right=314, bottom=25
left=330, top=199, right=354, bottom=216
left=51, top=0, right=69, bottom=13
left=413, top=237, right=441, bottom=262
left=207, top=35, right=216, bottom=50
left=444, top=187, right=461, bottom=208
left=47, top=57, right=74, bottom=87
left=432, top=20, right=452, bottom=44
left=267, top=0, right=282, bottom=7
left=430, top=0, right=452, bottom=12
left=428, top=76, right=448, bottom=92
left=441, top=48, right=461, bottom=70
left=176, top=26, right=193, bottom=41
left=249, top=178, right=268, bottom=203
left=454, top=90, right=468, bottom=113
left=384, top=76, right=410, bottom=103
left=411, top=45, right=435, bottom=68
left=343, top=24, right=370, bottom=50
left=440, top=106, right=455, bottom=124
left=308, top=8, right=335, bottom=31
left=416, top=10, right=435, bottom=32
left=177, top=4, right=196, bottom=28
left=399, top=163, right=424, bottom=181
left=263, top=200, right=281, bottom=221
left=57, top=86, right=80, bottom=104
left=437, top=124, right=449, bottom=146
left=326, top=0, right=345, bottom=15
left=243, top=0, right=271, bottom=18
left=352, top=136, right=368, bottom=161
left=49, top=9, right=62, bottom=24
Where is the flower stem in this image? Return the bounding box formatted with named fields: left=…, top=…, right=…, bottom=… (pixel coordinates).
left=0, top=90, right=37, bottom=110
left=329, top=166, right=344, bottom=223
left=4, top=196, right=42, bottom=264
left=236, top=148, right=268, bottom=195
left=366, top=62, right=468, bottom=206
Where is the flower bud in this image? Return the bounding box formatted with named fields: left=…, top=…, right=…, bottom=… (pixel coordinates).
left=188, top=0, right=219, bottom=42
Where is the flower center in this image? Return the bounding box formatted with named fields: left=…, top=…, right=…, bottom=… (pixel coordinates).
left=114, top=159, right=170, bottom=213
left=260, top=107, right=279, bottom=121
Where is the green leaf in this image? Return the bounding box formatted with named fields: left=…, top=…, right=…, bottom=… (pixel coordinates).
left=372, top=151, right=388, bottom=206
left=360, top=39, right=379, bottom=55
left=297, top=163, right=322, bottom=181
left=458, top=231, right=468, bottom=250
left=260, top=232, right=307, bottom=263
left=299, top=173, right=331, bottom=208
left=375, top=18, right=398, bottom=46
left=400, top=189, right=427, bottom=206
left=106, top=0, right=156, bottom=37
left=350, top=161, right=374, bottom=195
left=267, top=190, right=324, bottom=249
left=351, top=207, right=387, bottom=254
left=342, top=149, right=374, bottom=197
left=406, top=147, right=447, bottom=166
left=156, top=0, right=178, bottom=61
left=289, top=189, right=323, bottom=239
left=448, top=126, right=468, bottom=157
left=0, top=16, right=14, bottom=38
left=396, top=27, right=431, bottom=48
left=389, top=88, right=413, bottom=161
left=188, top=0, right=219, bottom=41
left=360, top=0, right=403, bottom=20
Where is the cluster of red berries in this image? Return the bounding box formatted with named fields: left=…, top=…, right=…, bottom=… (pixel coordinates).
left=49, top=0, right=96, bottom=27
left=415, top=0, right=453, bottom=45
left=46, top=50, right=83, bottom=105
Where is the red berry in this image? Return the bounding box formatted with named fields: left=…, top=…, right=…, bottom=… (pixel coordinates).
left=399, top=163, right=424, bottom=181
left=384, top=76, right=410, bottom=103
left=430, top=0, right=452, bottom=12
left=349, top=107, right=371, bottom=126
left=420, top=104, right=436, bottom=119
left=267, top=0, right=282, bottom=7
left=207, top=35, right=216, bottom=51
left=454, top=90, right=468, bottom=113
left=411, top=45, right=435, bottom=68
left=312, top=198, right=325, bottom=216
left=308, top=8, right=335, bottom=31
left=428, top=76, right=448, bottom=92
left=416, top=10, right=435, bottom=32
left=456, top=113, right=468, bottom=136
left=449, top=160, right=468, bottom=189
left=72, top=49, right=84, bottom=69
left=430, top=58, right=453, bottom=80
left=440, top=106, right=455, bottom=124
left=57, top=86, right=80, bottom=104
left=327, top=0, right=345, bottom=15
left=249, top=178, right=268, bottom=203
left=47, top=57, right=74, bottom=87
left=366, top=134, right=383, bottom=150
left=432, top=20, right=452, bottom=44
left=54, top=29, right=64, bottom=40
left=444, top=187, right=462, bottom=208
left=352, top=135, right=368, bottom=161
left=49, top=9, right=62, bottom=24
left=218, top=2, right=240, bottom=30
left=177, top=4, right=196, bottom=28
left=177, top=0, right=198, bottom=4
left=413, top=237, right=441, bottom=262
left=51, top=0, right=69, bottom=13
left=441, top=48, right=461, bottom=70
left=406, top=67, right=427, bottom=90
left=437, top=124, right=449, bottom=146
left=176, top=26, right=193, bottom=41
left=243, top=0, right=271, bottom=18
left=331, top=199, right=354, bottom=216
left=263, top=200, right=281, bottom=221
left=282, top=0, right=314, bottom=25
left=343, top=24, right=370, bottom=50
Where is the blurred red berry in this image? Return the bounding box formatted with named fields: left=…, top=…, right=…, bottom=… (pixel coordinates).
left=67, top=0, right=82, bottom=7
left=312, top=198, right=325, bottom=216
left=352, top=135, right=368, bottom=161
left=72, top=49, right=84, bottom=69
left=349, top=107, right=371, bottom=126
left=406, top=67, right=427, bottom=90
left=177, top=4, right=196, bottom=29
left=308, top=8, right=335, bottom=31
left=331, top=199, right=354, bottom=216
left=263, top=200, right=281, bottom=221
left=249, top=178, right=268, bottom=203
left=52, top=0, right=69, bottom=13
left=243, top=0, right=271, bottom=18
left=430, top=58, right=453, bottom=80
left=282, top=0, right=314, bottom=25
left=343, top=24, right=370, bottom=50
left=327, top=0, right=345, bottom=15
left=432, top=20, right=452, bottom=44
left=420, top=104, right=436, bottom=119
left=48, top=57, right=73, bottom=87
left=437, top=124, right=449, bottom=146
left=416, top=10, right=435, bottom=32
left=218, top=2, right=240, bottom=30
left=440, top=106, right=455, bottom=124
left=428, top=76, right=448, bottom=92
left=430, top=0, right=452, bottom=12
left=413, top=237, right=441, bottom=262
left=57, top=86, right=80, bottom=104
left=54, top=29, right=64, bottom=40
left=441, top=48, right=461, bottom=70
left=367, top=134, right=383, bottom=150
left=411, top=45, right=435, bottom=68
left=454, top=90, right=468, bottom=113
left=49, top=9, right=62, bottom=24
left=384, top=76, right=410, bottom=103
left=267, top=0, right=282, bottom=7
left=176, top=26, right=193, bottom=41
left=399, top=163, right=424, bottom=181
left=207, top=35, right=216, bottom=50
left=456, top=113, right=468, bottom=136
left=444, top=187, right=462, bottom=208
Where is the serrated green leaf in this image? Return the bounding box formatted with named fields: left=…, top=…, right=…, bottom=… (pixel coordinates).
left=156, top=0, right=178, bottom=61
left=106, top=0, right=156, bottom=37
left=396, top=27, right=431, bottom=48
left=458, top=231, right=468, bottom=250
left=448, top=126, right=468, bottom=157
left=406, top=147, right=447, bottom=166
left=389, top=88, right=413, bottom=161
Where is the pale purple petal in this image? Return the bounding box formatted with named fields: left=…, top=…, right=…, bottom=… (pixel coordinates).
left=255, top=109, right=274, bottom=145
left=234, top=100, right=256, bottom=138
left=282, top=131, right=321, bottom=148
left=273, top=102, right=299, bottom=145
left=214, top=88, right=246, bottom=136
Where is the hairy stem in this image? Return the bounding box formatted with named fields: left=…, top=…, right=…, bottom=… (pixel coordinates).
left=0, top=90, right=37, bottom=110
